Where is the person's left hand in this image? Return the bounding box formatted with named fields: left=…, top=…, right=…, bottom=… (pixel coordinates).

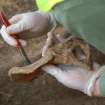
left=42, top=64, right=89, bottom=91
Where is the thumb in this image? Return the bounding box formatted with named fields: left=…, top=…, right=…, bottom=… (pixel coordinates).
left=42, top=65, right=70, bottom=86
left=41, top=65, right=63, bottom=78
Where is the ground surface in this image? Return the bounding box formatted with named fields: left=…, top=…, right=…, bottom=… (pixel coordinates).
left=0, top=0, right=105, bottom=105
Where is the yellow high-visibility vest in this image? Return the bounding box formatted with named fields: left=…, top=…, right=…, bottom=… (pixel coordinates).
left=36, top=0, right=64, bottom=12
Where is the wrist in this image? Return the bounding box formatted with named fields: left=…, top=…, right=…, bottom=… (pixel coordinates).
left=37, top=11, right=57, bottom=32
left=48, top=13, right=57, bottom=31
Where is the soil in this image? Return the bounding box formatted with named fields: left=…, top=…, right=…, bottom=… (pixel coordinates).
left=0, top=0, right=105, bottom=105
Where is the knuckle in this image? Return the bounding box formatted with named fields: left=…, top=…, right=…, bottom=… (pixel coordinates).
left=12, top=15, right=18, bottom=19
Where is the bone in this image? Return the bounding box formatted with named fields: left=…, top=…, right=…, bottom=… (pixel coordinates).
left=8, top=50, right=54, bottom=82
left=42, top=31, right=53, bottom=57
left=7, top=25, right=94, bottom=82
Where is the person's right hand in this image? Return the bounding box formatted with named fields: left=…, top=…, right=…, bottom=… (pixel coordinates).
left=0, top=11, right=51, bottom=47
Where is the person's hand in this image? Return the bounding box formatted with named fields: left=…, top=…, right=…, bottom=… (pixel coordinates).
left=42, top=64, right=90, bottom=91
left=0, top=11, right=51, bottom=47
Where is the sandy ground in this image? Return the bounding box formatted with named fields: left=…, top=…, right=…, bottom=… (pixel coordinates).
left=0, top=0, right=105, bottom=105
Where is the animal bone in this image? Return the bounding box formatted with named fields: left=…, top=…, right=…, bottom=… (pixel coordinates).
left=9, top=37, right=92, bottom=82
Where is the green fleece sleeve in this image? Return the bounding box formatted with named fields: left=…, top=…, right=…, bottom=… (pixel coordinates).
left=51, top=0, right=105, bottom=54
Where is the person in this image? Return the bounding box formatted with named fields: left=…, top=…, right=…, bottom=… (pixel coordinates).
left=1, top=0, right=105, bottom=97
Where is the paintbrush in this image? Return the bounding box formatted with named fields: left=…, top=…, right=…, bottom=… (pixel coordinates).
left=0, top=11, right=31, bottom=65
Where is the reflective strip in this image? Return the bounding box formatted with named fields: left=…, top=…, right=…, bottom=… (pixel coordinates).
left=36, top=0, right=64, bottom=12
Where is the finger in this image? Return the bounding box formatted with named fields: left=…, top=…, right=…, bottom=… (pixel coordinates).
left=7, top=20, right=27, bottom=34
left=41, top=65, right=62, bottom=77
left=19, top=39, right=27, bottom=47
left=0, top=26, right=27, bottom=47
left=9, top=14, right=22, bottom=24
left=0, top=25, right=17, bottom=46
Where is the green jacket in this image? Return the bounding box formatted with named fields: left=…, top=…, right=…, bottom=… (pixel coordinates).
left=51, top=0, right=105, bottom=54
